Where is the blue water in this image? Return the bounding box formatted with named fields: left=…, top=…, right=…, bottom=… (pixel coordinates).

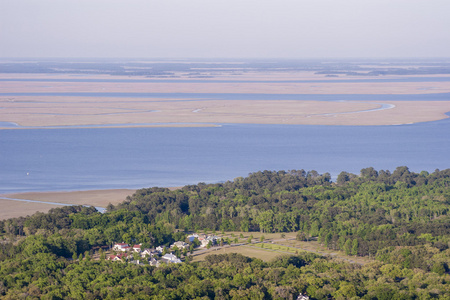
left=1, top=92, right=450, bottom=101
left=1, top=120, right=449, bottom=194
left=2, top=77, right=450, bottom=83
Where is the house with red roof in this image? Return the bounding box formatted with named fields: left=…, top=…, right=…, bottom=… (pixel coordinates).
left=109, top=253, right=128, bottom=262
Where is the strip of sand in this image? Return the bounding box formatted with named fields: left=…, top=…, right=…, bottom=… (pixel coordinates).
left=0, top=189, right=135, bottom=220
left=1, top=97, right=449, bottom=127
left=1, top=72, right=449, bottom=127
left=1, top=80, right=450, bottom=95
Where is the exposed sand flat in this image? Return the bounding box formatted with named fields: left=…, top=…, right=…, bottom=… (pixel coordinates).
left=1, top=72, right=449, bottom=127
left=1, top=95, right=449, bottom=126
left=0, top=199, right=66, bottom=220
left=1, top=80, right=450, bottom=95
left=0, top=189, right=135, bottom=220
left=2, top=71, right=449, bottom=81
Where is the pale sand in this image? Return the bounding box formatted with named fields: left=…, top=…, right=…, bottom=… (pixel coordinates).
left=0, top=199, right=67, bottom=220
left=1, top=72, right=449, bottom=127
left=1, top=95, right=450, bottom=126
left=1, top=80, right=450, bottom=95
left=0, top=189, right=135, bottom=220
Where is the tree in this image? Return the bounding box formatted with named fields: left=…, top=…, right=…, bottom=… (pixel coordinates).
left=352, top=239, right=359, bottom=256
left=257, top=210, right=274, bottom=233
left=361, top=167, right=378, bottom=179
left=324, top=232, right=332, bottom=248
left=296, top=232, right=307, bottom=241
left=99, top=248, right=105, bottom=260
left=344, top=239, right=352, bottom=256
left=337, top=171, right=356, bottom=185
left=432, top=262, right=446, bottom=275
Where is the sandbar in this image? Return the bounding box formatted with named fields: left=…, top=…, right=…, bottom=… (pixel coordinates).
left=1, top=80, right=450, bottom=95
left=1, top=96, right=449, bottom=127
left=1, top=72, right=449, bottom=127
left=0, top=189, right=135, bottom=220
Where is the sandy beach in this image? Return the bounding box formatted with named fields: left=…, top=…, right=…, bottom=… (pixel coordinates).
left=0, top=189, right=135, bottom=220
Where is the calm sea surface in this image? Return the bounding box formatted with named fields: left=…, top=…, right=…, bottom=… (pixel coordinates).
left=1, top=92, right=450, bottom=101
left=0, top=119, right=449, bottom=193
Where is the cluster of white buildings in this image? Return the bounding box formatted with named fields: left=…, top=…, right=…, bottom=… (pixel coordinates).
left=187, top=233, right=221, bottom=247
left=110, top=242, right=182, bottom=266
left=108, top=233, right=221, bottom=266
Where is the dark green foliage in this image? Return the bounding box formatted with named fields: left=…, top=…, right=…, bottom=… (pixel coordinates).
left=3, top=252, right=446, bottom=299
left=1, top=167, right=450, bottom=298
left=105, top=167, right=450, bottom=260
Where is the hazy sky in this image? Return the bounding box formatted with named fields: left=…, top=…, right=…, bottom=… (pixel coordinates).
left=1, top=0, right=449, bottom=59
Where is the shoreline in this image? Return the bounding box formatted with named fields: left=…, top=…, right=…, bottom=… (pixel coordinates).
left=0, top=189, right=137, bottom=220
left=0, top=187, right=184, bottom=221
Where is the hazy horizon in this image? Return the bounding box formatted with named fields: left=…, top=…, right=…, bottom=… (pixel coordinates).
left=2, top=0, right=450, bottom=59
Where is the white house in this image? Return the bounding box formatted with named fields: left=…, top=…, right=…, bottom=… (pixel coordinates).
left=200, top=239, right=211, bottom=248
left=171, top=241, right=189, bottom=249
left=156, top=246, right=165, bottom=253
left=130, top=260, right=144, bottom=266
left=113, top=243, right=131, bottom=252
left=149, top=257, right=160, bottom=267
left=200, top=235, right=220, bottom=248
left=141, top=249, right=157, bottom=258
left=186, top=234, right=199, bottom=243
left=133, top=244, right=142, bottom=252
left=161, top=253, right=182, bottom=264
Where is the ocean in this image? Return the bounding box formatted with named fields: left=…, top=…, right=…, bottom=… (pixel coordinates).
left=1, top=119, right=449, bottom=193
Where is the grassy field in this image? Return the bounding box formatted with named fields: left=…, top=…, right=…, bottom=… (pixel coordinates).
left=190, top=231, right=374, bottom=265
left=191, top=245, right=289, bottom=262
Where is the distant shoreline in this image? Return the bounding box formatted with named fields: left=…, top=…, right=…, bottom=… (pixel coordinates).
left=0, top=187, right=188, bottom=220
left=0, top=189, right=136, bottom=220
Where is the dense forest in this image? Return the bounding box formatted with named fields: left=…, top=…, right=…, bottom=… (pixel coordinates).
left=1, top=167, right=449, bottom=299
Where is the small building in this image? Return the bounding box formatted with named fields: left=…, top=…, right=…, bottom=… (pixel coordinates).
left=113, top=243, right=131, bottom=252
left=161, top=253, right=182, bottom=264
left=149, top=257, right=160, bottom=267
left=200, top=235, right=220, bottom=248
left=141, top=248, right=158, bottom=258
left=133, top=244, right=142, bottom=252
left=186, top=234, right=199, bottom=243
left=200, top=239, right=211, bottom=248
left=171, top=241, right=189, bottom=249
left=109, top=253, right=128, bottom=262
